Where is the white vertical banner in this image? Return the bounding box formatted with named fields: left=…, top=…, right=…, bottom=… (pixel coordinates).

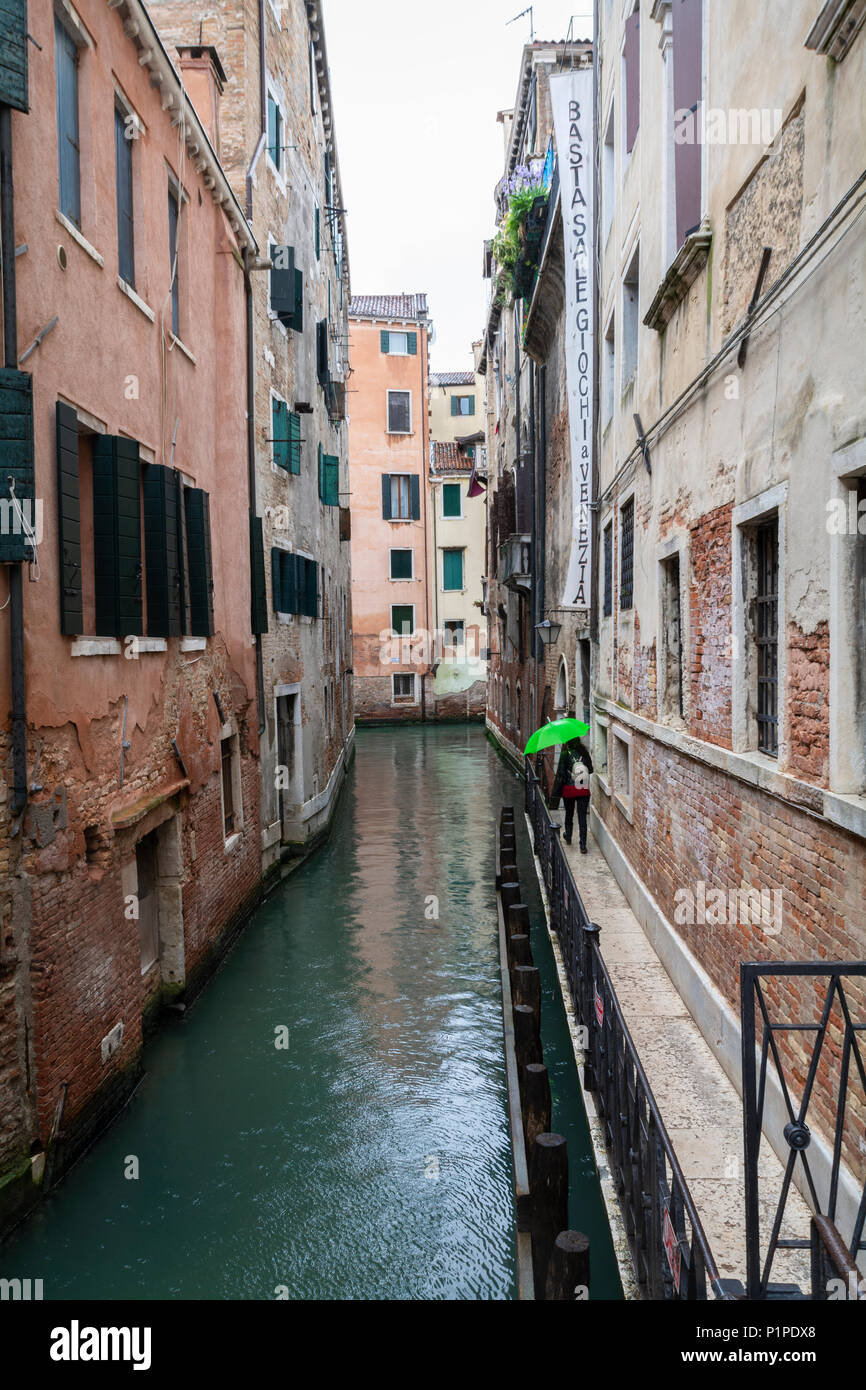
left=550, top=69, right=594, bottom=610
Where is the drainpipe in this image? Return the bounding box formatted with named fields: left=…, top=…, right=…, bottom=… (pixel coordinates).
left=1, top=104, right=27, bottom=818
left=244, top=248, right=266, bottom=736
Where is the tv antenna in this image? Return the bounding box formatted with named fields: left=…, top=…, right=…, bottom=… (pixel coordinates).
left=507, top=6, right=534, bottom=41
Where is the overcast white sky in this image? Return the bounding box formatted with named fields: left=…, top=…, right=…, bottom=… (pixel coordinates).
left=325, top=0, right=593, bottom=372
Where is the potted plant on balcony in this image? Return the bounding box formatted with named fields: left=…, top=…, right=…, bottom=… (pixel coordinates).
left=491, top=165, right=549, bottom=304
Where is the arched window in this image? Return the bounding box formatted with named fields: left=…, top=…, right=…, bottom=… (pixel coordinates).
left=555, top=656, right=569, bottom=715
left=505, top=681, right=512, bottom=729
left=516, top=683, right=522, bottom=740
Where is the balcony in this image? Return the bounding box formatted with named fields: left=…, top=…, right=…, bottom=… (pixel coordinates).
left=498, top=534, right=531, bottom=593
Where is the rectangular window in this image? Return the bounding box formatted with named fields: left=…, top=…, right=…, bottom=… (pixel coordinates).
left=382, top=473, right=419, bottom=521
left=270, top=244, right=297, bottom=324
left=755, top=518, right=779, bottom=757
left=443, top=548, right=464, bottom=591
left=673, top=0, right=703, bottom=248
left=620, top=498, right=634, bottom=610
left=272, top=550, right=318, bottom=618
left=221, top=734, right=236, bottom=836
left=391, top=605, right=414, bottom=636
left=387, top=390, right=412, bottom=434
left=115, top=105, right=135, bottom=287
left=390, top=548, right=413, bottom=580
left=318, top=445, right=339, bottom=506
left=660, top=552, right=684, bottom=720
left=624, top=6, right=640, bottom=155
left=314, top=204, right=321, bottom=259
left=55, top=18, right=81, bottom=226
left=450, top=395, right=475, bottom=417
left=622, top=246, right=639, bottom=389
left=442, top=483, right=462, bottom=518
left=272, top=398, right=301, bottom=474
left=444, top=619, right=465, bottom=649
left=380, top=330, right=417, bottom=355
left=603, top=522, right=613, bottom=617
left=393, top=673, right=415, bottom=702
left=136, top=832, right=159, bottom=973
left=168, top=187, right=180, bottom=338
left=267, top=93, right=283, bottom=173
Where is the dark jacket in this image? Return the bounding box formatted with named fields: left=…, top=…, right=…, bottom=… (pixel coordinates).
left=549, top=742, right=593, bottom=809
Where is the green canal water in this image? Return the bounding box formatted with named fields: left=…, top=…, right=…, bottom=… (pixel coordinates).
left=2, top=726, right=621, bottom=1300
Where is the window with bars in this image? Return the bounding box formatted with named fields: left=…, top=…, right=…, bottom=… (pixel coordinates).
left=55, top=18, right=81, bottom=226
left=620, top=499, right=634, bottom=610
left=603, top=522, right=613, bottom=617
left=393, top=673, right=415, bottom=701
left=387, top=390, right=412, bottom=434
left=755, top=518, right=779, bottom=757
left=221, top=734, right=236, bottom=837
left=267, top=93, right=283, bottom=173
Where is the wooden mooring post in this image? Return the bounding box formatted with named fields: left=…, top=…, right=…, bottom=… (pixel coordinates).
left=529, top=1133, right=568, bottom=1293
left=545, top=1230, right=591, bottom=1301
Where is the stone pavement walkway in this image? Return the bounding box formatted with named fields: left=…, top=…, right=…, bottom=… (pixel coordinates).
left=549, top=810, right=812, bottom=1295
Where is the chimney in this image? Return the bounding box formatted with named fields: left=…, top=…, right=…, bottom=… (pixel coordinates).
left=175, top=45, right=226, bottom=158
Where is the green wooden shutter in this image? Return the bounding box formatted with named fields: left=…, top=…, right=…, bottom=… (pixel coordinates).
left=143, top=463, right=181, bottom=637
left=303, top=559, right=318, bottom=617
left=443, top=549, right=464, bottom=590
left=468, top=397, right=476, bottom=415
left=322, top=454, right=339, bottom=506
left=381, top=474, right=392, bottom=519
left=407, top=331, right=417, bottom=355
left=317, top=319, right=329, bottom=385
left=0, top=0, right=29, bottom=111
left=270, top=244, right=295, bottom=319
left=55, top=400, right=82, bottom=633
left=250, top=515, right=268, bottom=634
left=284, top=552, right=298, bottom=614
left=410, top=474, right=420, bottom=520
left=288, top=411, right=301, bottom=474
left=273, top=398, right=289, bottom=470
left=0, top=368, right=34, bottom=565
left=315, top=206, right=321, bottom=259
left=185, top=487, right=214, bottom=637
left=92, top=435, right=143, bottom=637
left=271, top=547, right=284, bottom=613
left=380, top=330, right=390, bottom=354
left=451, top=396, right=459, bottom=416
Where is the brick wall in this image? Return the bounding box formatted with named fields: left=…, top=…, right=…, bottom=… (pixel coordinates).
left=788, top=619, right=830, bottom=786
left=689, top=502, right=734, bottom=746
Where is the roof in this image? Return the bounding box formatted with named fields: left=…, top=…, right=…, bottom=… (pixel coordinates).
left=349, top=294, right=428, bottom=322
left=431, top=372, right=475, bottom=388
left=431, top=441, right=473, bottom=473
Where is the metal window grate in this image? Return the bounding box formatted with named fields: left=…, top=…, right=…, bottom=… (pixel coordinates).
left=620, top=499, right=634, bottom=610
left=221, top=737, right=235, bottom=836
left=603, top=523, right=613, bottom=617
left=755, top=518, right=779, bottom=756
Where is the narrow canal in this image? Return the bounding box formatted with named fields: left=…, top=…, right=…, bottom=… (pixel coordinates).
left=2, top=726, right=620, bottom=1300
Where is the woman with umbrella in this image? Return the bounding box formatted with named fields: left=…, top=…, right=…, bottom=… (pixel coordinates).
left=524, top=718, right=593, bottom=852
left=551, top=737, right=593, bottom=851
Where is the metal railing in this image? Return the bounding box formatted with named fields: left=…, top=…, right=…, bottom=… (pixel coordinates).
left=526, top=757, right=731, bottom=1300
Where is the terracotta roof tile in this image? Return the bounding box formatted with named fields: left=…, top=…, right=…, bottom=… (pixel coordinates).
left=431, top=371, right=476, bottom=387
left=431, top=441, right=473, bottom=473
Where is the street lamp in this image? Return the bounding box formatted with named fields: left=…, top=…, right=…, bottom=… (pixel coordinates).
left=535, top=618, right=561, bottom=646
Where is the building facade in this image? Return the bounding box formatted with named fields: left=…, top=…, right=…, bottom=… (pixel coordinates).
left=0, top=0, right=260, bottom=1230
left=481, top=40, right=592, bottom=765
left=149, top=0, right=354, bottom=875
left=592, top=0, right=865, bottom=1219
left=348, top=295, right=433, bottom=723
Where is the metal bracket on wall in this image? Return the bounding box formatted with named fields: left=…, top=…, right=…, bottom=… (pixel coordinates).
left=737, top=247, right=772, bottom=369
left=634, top=413, right=652, bottom=476
left=171, top=739, right=188, bottom=779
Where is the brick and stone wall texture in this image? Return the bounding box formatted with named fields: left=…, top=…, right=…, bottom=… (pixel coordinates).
left=689, top=502, right=734, bottom=746
left=595, top=728, right=866, bottom=1180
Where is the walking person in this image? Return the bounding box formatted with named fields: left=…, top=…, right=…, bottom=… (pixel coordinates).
left=552, top=738, right=593, bottom=852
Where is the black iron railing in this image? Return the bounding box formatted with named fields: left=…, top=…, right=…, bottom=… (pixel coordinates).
left=526, top=757, right=731, bottom=1300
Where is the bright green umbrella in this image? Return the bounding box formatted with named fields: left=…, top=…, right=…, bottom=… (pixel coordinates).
left=523, top=718, right=590, bottom=757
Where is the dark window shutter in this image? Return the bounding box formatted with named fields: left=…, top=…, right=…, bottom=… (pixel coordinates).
left=380, top=329, right=390, bottom=354
left=468, top=397, right=476, bottom=415
left=284, top=552, right=298, bottom=614
left=143, top=463, right=181, bottom=638
left=250, top=514, right=268, bottom=634
left=322, top=454, right=340, bottom=506
left=624, top=9, right=640, bottom=155
left=92, top=434, right=143, bottom=637
left=55, top=19, right=81, bottom=226
left=185, top=487, right=214, bottom=637
left=381, top=473, right=392, bottom=520
left=293, top=268, right=304, bottom=333
left=55, top=399, right=82, bottom=632
left=168, top=188, right=179, bottom=337
left=271, top=547, right=284, bottom=613
left=315, top=205, right=320, bottom=258
left=673, top=0, right=703, bottom=248
left=317, top=319, right=329, bottom=385
left=0, top=0, right=29, bottom=112
left=304, top=558, right=318, bottom=618
left=115, top=106, right=135, bottom=287
left=270, top=244, right=296, bottom=320
left=0, top=368, right=34, bottom=565
left=407, top=331, right=417, bottom=355
left=451, top=396, right=459, bottom=416
left=410, top=474, right=420, bottom=521
left=324, top=149, right=333, bottom=207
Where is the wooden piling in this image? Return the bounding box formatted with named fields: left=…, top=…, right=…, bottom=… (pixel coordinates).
left=500, top=880, right=521, bottom=915
left=529, top=1132, right=569, bottom=1296
left=506, top=903, right=530, bottom=939
left=544, top=1230, right=590, bottom=1301
left=521, top=1062, right=551, bottom=1155
left=509, top=933, right=533, bottom=969
left=513, top=1002, right=542, bottom=1070
left=512, top=964, right=541, bottom=1028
